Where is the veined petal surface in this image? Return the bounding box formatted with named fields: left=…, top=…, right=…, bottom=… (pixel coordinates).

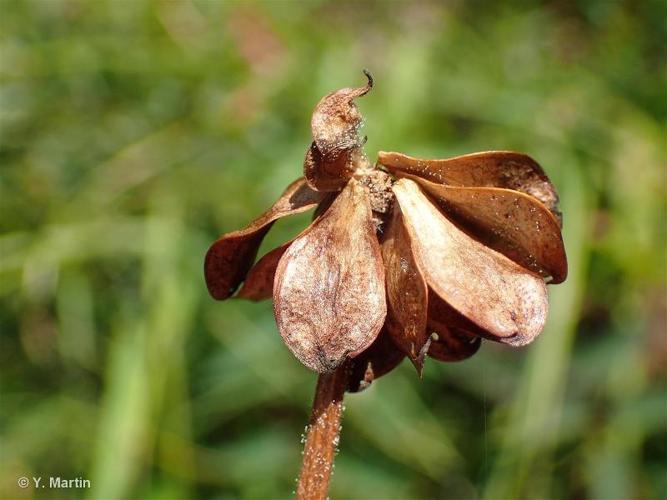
left=274, top=178, right=386, bottom=372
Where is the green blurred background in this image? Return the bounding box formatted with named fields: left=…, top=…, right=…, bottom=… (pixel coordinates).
left=1, top=0, right=665, bottom=498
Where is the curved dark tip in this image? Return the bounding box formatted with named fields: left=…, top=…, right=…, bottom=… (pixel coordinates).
left=362, top=68, right=374, bottom=89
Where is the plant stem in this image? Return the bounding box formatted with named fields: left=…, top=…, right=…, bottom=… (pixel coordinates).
left=296, top=363, right=348, bottom=500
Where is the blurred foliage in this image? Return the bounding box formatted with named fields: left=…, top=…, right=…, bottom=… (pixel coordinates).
left=1, top=0, right=666, bottom=499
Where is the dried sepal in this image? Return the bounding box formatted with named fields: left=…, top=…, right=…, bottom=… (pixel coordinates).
left=347, top=327, right=405, bottom=393
left=236, top=242, right=290, bottom=301
left=404, top=173, right=567, bottom=283
left=304, top=71, right=373, bottom=192
left=274, top=178, right=387, bottom=372
left=381, top=205, right=430, bottom=373
left=204, top=178, right=323, bottom=300
left=378, top=150, right=561, bottom=222
left=393, top=179, right=548, bottom=346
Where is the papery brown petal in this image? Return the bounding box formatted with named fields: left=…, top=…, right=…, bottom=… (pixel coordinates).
left=404, top=174, right=567, bottom=284
left=347, top=326, right=405, bottom=393
left=204, top=178, right=324, bottom=300
left=236, top=242, right=290, bottom=301
left=393, top=179, right=548, bottom=346
left=304, top=71, right=373, bottom=192
left=381, top=205, right=429, bottom=373
left=274, top=178, right=387, bottom=372
left=379, top=150, right=561, bottom=222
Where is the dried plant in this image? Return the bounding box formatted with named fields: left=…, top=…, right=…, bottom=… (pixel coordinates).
left=204, top=71, right=567, bottom=499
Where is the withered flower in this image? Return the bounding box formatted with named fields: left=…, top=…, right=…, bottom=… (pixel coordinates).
left=204, top=71, right=567, bottom=497
left=205, top=71, right=566, bottom=382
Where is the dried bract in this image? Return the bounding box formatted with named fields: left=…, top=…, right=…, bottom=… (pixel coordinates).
left=347, top=327, right=406, bottom=392
left=205, top=178, right=323, bottom=299
left=428, top=327, right=481, bottom=362
left=427, top=292, right=483, bottom=359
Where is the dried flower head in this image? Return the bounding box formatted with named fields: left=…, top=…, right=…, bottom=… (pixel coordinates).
left=205, top=72, right=567, bottom=391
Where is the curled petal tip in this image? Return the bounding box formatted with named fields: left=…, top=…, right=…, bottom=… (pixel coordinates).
left=382, top=205, right=430, bottom=373
left=305, top=73, right=374, bottom=191
left=362, top=69, right=374, bottom=91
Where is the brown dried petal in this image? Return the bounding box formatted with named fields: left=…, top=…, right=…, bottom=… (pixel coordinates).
left=274, top=178, right=387, bottom=372
left=404, top=173, right=567, bottom=284
left=304, top=71, right=373, bottom=192
left=236, top=242, right=290, bottom=301
left=347, top=326, right=406, bottom=393
left=379, top=150, right=561, bottom=222
left=204, top=178, right=323, bottom=300
left=381, top=205, right=430, bottom=373
left=393, top=179, right=548, bottom=346
left=428, top=326, right=481, bottom=362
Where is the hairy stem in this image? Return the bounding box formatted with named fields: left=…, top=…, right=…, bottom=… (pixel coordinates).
left=296, top=363, right=348, bottom=499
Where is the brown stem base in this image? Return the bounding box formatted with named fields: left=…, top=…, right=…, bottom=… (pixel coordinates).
left=296, top=363, right=349, bottom=500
